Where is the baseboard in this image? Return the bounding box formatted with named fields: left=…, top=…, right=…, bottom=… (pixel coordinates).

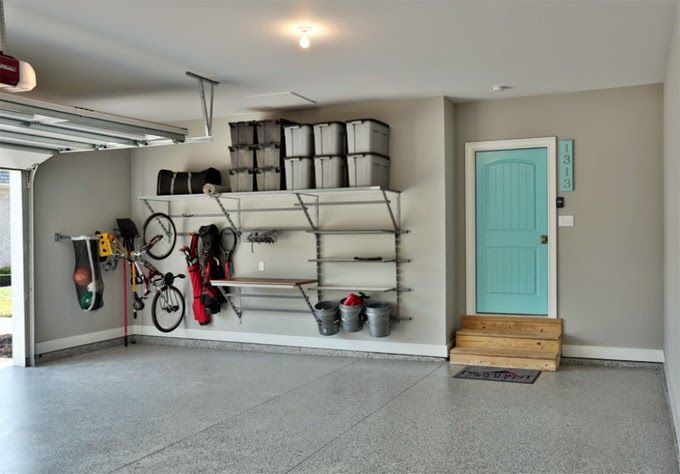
left=137, top=325, right=449, bottom=358
left=664, top=362, right=680, bottom=457
left=35, top=327, right=126, bottom=354
left=562, top=344, right=665, bottom=363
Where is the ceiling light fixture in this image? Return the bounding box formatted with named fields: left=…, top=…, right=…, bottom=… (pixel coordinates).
left=297, top=26, right=311, bottom=49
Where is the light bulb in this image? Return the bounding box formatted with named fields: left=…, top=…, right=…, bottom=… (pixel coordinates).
left=297, top=26, right=311, bottom=49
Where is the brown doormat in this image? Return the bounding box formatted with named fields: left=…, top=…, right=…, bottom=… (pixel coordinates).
left=453, top=366, right=541, bottom=384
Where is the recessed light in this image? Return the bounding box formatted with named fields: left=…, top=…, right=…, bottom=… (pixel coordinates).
left=492, top=85, right=512, bottom=93
left=297, top=26, right=311, bottom=49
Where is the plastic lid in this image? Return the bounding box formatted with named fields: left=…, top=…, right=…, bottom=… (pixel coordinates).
left=314, top=155, right=345, bottom=159
left=284, top=156, right=314, bottom=160
left=345, top=118, right=390, bottom=128
left=347, top=152, right=390, bottom=160
left=229, top=168, right=255, bottom=174
left=284, top=124, right=313, bottom=130
left=313, top=121, right=345, bottom=127
left=254, top=143, right=281, bottom=149
left=229, top=145, right=254, bottom=151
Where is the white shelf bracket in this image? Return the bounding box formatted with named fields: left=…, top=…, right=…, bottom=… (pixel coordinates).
left=186, top=71, right=219, bottom=138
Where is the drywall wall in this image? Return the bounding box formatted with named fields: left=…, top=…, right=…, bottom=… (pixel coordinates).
left=130, top=98, right=451, bottom=356
left=33, top=149, right=131, bottom=352
left=455, top=84, right=664, bottom=354
left=664, top=2, right=680, bottom=450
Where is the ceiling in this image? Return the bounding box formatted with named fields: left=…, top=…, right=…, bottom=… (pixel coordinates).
left=4, top=0, right=677, bottom=122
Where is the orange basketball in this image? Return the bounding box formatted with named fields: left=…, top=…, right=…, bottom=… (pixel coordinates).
left=73, top=267, right=92, bottom=286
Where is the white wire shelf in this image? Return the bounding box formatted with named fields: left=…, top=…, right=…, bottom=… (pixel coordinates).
left=309, top=286, right=411, bottom=292
left=138, top=186, right=400, bottom=202
left=308, top=258, right=411, bottom=263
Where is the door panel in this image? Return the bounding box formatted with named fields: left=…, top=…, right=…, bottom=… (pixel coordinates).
left=476, top=148, right=548, bottom=315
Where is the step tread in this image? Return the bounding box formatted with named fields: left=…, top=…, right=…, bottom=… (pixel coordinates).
left=462, top=315, right=562, bottom=326
left=456, top=328, right=561, bottom=340
left=450, top=346, right=559, bottom=361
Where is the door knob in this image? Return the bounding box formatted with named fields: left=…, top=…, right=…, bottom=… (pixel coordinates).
left=540, top=234, right=548, bottom=244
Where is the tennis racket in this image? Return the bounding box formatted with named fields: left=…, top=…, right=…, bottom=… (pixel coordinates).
left=219, top=227, right=238, bottom=277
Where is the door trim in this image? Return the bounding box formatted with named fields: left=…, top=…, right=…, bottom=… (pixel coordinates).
left=465, top=137, right=558, bottom=318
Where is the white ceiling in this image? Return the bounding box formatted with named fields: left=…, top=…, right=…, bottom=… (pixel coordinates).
left=4, top=0, right=677, bottom=122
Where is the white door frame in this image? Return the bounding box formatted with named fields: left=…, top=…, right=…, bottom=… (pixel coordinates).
left=465, top=137, right=558, bottom=318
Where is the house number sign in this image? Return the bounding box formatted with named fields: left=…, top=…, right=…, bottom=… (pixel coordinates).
left=559, top=139, right=574, bottom=192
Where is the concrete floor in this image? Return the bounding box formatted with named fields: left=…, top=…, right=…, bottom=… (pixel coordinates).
left=0, top=345, right=678, bottom=473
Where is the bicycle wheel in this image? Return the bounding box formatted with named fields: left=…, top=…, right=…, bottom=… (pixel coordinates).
left=143, top=212, right=176, bottom=260
left=151, top=285, right=185, bottom=333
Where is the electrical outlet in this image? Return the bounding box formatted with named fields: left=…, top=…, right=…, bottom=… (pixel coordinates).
left=258, top=261, right=265, bottom=272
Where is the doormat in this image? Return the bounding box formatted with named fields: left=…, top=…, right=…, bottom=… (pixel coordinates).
left=453, top=366, right=541, bottom=384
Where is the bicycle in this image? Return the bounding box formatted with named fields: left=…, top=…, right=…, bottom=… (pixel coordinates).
left=107, top=213, right=186, bottom=333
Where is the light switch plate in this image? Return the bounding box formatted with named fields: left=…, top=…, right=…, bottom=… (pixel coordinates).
left=559, top=215, right=574, bottom=227
left=258, top=261, right=265, bottom=272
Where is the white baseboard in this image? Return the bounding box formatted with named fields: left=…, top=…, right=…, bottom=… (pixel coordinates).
left=563, top=344, right=665, bottom=363
left=35, top=327, right=125, bottom=354
left=137, top=325, right=449, bottom=357
left=665, top=362, right=680, bottom=453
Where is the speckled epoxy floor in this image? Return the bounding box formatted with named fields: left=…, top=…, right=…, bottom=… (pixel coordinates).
left=0, top=345, right=677, bottom=473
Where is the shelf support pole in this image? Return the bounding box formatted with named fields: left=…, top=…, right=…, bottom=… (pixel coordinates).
left=294, top=193, right=317, bottom=231
left=212, top=196, right=240, bottom=234
left=218, top=287, right=243, bottom=322
left=296, top=284, right=316, bottom=314
left=380, top=189, right=399, bottom=232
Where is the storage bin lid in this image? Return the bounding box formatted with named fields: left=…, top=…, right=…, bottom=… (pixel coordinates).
left=258, top=118, right=296, bottom=126
left=283, top=123, right=313, bottom=130
left=229, top=121, right=256, bottom=127
left=229, top=168, right=255, bottom=174
left=313, top=121, right=345, bottom=127
left=255, top=166, right=282, bottom=172
left=253, top=143, right=281, bottom=150
left=314, top=155, right=346, bottom=160
left=284, top=156, right=315, bottom=161
left=347, top=152, right=390, bottom=160
left=229, top=144, right=254, bottom=151
left=345, top=118, right=390, bottom=128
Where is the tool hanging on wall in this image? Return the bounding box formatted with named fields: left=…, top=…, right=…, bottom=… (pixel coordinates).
left=246, top=230, right=278, bottom=253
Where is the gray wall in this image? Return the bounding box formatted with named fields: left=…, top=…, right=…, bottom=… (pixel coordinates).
left=455, top=84, right=664, bottom=350
left=130, top=98, right=451, bottom=355
left=664, top=3, right=680, bottom=449
left=34, top=150, right=131, bottom=346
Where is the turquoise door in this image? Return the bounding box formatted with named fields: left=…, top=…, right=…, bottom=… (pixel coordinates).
left=475, top=147, right=548, bottom=315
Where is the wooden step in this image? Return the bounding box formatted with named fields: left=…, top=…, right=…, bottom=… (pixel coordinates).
left=450, top=346, right=560, bottom=371
left=461, top=315, right=562, bottom=336
left=456, top=333, right=561, bottom=353
left=456, top=328, right=561, bottom=340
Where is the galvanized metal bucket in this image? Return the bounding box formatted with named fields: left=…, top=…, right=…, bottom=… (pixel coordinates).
left=339, top=302, right=364, bottom=333
left=365, top=302, right=391, bottom=337
left=313, top=300, right=340, bottom=336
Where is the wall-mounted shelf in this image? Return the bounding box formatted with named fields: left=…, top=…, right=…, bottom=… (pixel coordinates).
left=138, top=185, right=410, bottom=323
left=211, top=277, right=317, bottom=320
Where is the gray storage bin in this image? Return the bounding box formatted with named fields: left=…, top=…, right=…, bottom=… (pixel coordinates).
left=256, top=119, right=293, bottom=145
left=346, top=119, right=390, bottom=155
left=284, top=157, right=314, bottom=190
left=284, top=124, right=314, bottom=157
left=255, top=167, right=283, bottom=191
left=254, top=144, right=282, bottom=168
left=229, top=145, right=255, bottom=168
left=228, top=168, right=255, bottom=192
left=229, top=121, right=256, bottom=145
left=347, top=153, right=390, bottom=188
left=313, top=122, right=345, bottom=155
left=314, top=155, right=347, bottom=189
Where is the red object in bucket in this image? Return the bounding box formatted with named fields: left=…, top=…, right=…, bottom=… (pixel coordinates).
left=343, top=292, right=363, bottom=306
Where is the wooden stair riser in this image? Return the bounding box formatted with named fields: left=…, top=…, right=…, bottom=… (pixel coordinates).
left=455, top=334, right=561, bottom=353
left=461, top=318, right=561, bottom=336
left=450, top=352, right=559, bottom=371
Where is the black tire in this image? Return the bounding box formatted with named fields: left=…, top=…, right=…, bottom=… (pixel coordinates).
left=151, top=285, right=185, bottom=333
left=143, top=212, right=177, bottom=260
